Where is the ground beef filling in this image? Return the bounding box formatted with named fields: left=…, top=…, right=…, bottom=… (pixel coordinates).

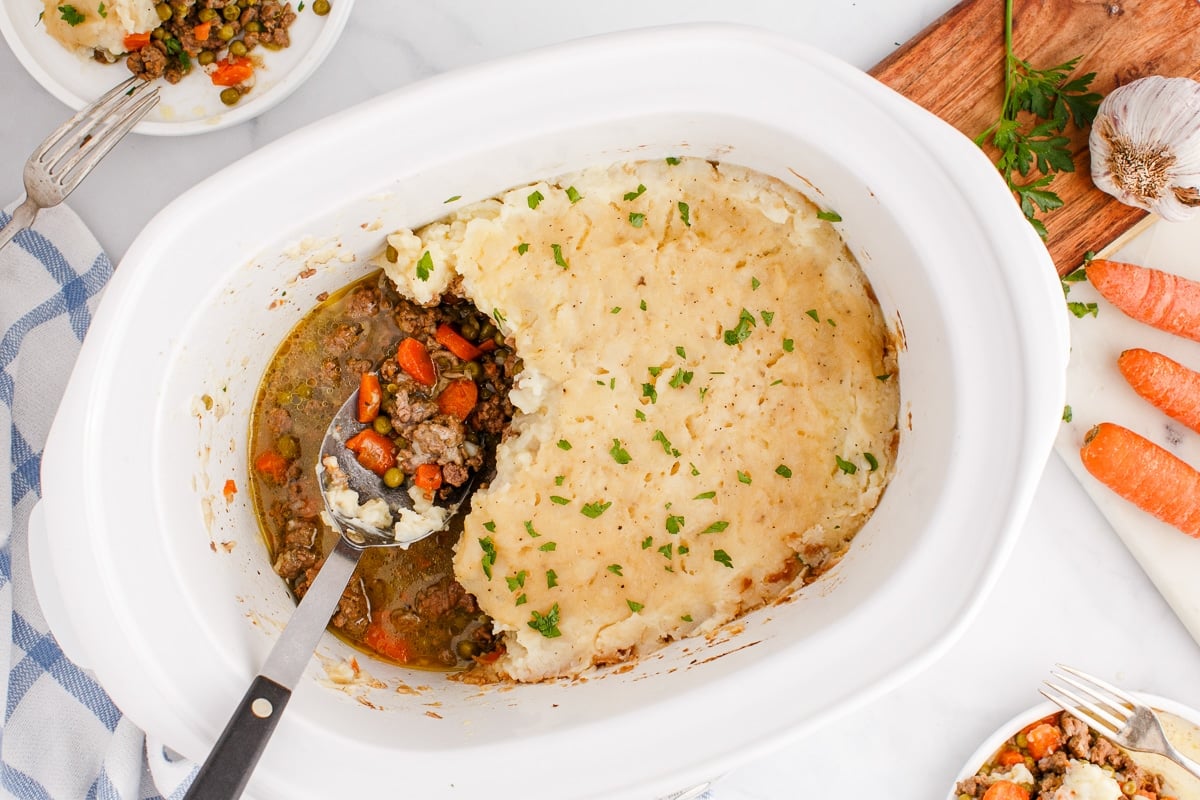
left=251, top=271, right=516, bottom=670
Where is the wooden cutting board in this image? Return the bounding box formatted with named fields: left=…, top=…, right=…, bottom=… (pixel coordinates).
left=870, top=0, right=1200, bottom=277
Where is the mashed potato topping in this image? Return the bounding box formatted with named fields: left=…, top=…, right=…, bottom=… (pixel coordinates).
left=379, top=158, right=899, bottom=681
left=41, top=0, right=158, bottom=58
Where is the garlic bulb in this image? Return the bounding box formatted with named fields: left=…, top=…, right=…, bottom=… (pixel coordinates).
left=1090, top=75, right=1200, bottom=222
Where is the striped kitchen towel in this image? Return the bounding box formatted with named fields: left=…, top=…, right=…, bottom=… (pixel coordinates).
left=0, top=203, right=194, bottom=800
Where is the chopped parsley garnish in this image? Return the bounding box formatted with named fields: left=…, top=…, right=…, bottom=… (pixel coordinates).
left=624, top=184, right=647, bottom=201
left=528, top=604, right=562, bottom=638
left=876, top=373, right=893, bottom=381
left=445, top=194, right=461, bottom=203
left=675, top=345, right=687, bottom=358
left=665, top=156, right=682, bottom=165
left=97, top=2, right=106, bottom=17
left=805, top=309, right=820, bottom=322
left=666, top=514, right=685, bottom=534
left=581, top=501, right=612, bottom=519
left=557, top=439, right=572, bottom=450
left=681, top=614, right=693, bottom=622
left=668, top=368, right=694, bottom=388
left=751, top=277, right=761, bottom=291
left=523, top=520, right=541, bottom=538
left=648, top=366, right=662, bottom=377
left=775, top=464, right=793, bottom=478
left=1062, top=405, right=1073, bottom=423
left=694, top=491, right=716, bottom=500
left=627, top=599, right=645, bottom=613
left=737, top=470, right=752, bottom=485
left=539, top=541, right=558, bottom=552
left=611, top=306, right=622, bottom=314
left=607, top=564, right=624, bottom=576
left=546, top=569, right=558, bottom=588
left=58, top=4, right=84, bottom=25
left=658, top=543, right=674, bottom=559
left=639, top=299, right=648, bottom=311
left=527, top=190, right=544, bottom=209
left=554, top=475, right=565, bottom=486
left=641, top=536, right=653, bottom=549
left=609, top=439, right=632, bottom=464
left=835, top=455, right=858, bottom=475
left=690, top=462, right=700, bottom=476
left=1068, top=301, right=1099, bottom=318
left=642, top=383, right=658, bottom=404
left=164, top=36, right=189, bottom=68
left=817, top=209, right=842, bottom=222
left=723, top=308, right=757, bottom=346
left=505, top=570, right=529, bottom=591
left=515, top=594, right=528, bottom=606
left=551, top=243, right=570, bottom=269
left=652, top=430, right=679, bottom=457
left=783, top=338, right=795, bottom=353
left=549, top=496, right=570, bottom=506
left=629, top=212, right=646, bottom=228
left=483, top=520, right=496, bottom=532
left=493, top=308, right=507, bottom=325
left=415, top=250, right=434, bottom=282
left=634, top=409, right=646, bottom=422
left=761, top=310, right=775, bottom=327
left=678, top=201, right=692, bottom=227
left=864, top=452, right=879, bottom=471
left=516, top=242, right=530, bottom=255
left=565, top=185, right=582, bottom=204
left=713, top=549, right=734, bottom=568
left=479, top=537, right=497, bottom=580
left=701, top=521, right=729, bottom=534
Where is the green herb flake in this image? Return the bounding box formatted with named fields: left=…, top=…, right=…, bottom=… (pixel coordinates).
left=97, top=1, right=106, bottom=17
left=675, top=345, right=687, bottom=358
left=607, top=564, right=623, bottom=576
left=296, top=0, right=303, bottom=9
left=58, top=4, right=84, bottom=25
left=627, top=599, right=645, bottom=613
left=479, top=537, right=497, bottom=580
left=835, top=455, right=858, bottom=475
left=554, top=474, right=565, bottom=486
left=444, top=194, right=461, bottom=203
left=629, top=212, right=646, bottom=228
left=1062, top=405, right=1073, bottom=423
left=551, top=243, right=570, bottom=270
left=678, top=544, right=690, bottom=555
left=527, top=190, right=544, bottom=209
left=581, top=500, right=612, bottom=519
left=523, top=520, right=541, bottom=538
left=783, top=338, right=795, bottom=353
left=701, top=521, right=730, bottom=535
left=761, top=310, right=775, bottom=327
left=549, top=496, right=570, bottom=506
left=528, top=603, right=562, bottom=638
left=681, top=614, right=693, bottom=622
left=611, top=306, right=622, bottom=314
left=658, top=543, right=674, bottom=559
left=876, top=373, right=893, bottom=382
left=805, top=309, right=820, bottom=322
left=694, top=490, right=716, bottom=500
left=642, top=535, right=654, bottom=549
left=557, top=439, right=572, bottom=451
left=482, top=520, right=497, bottom=533
left=737, top=470, right=752, bottom=485
left=415, top=250, right=434, bottom=282
left=642, top=383, right=658, bottom=404
left=668, top=368, right=694, bottom=388
left=652, top=430, right=675, bottom=456
left=539, top=541, right=558, bottom=552
left=817, top=209, right=843, bottom=222
left=666, top=514, right=685, bottom=535
left=515, top=593, right=528, bottom=606
left=565, top=185, right=582, bottom=204
left=493, top=308, right=507, bottom=325
left=634, top=409, right=647, bottom=422
left=624, top=184, right=647, bottom=201
left=640, top=299, right=648, bottom=311
left=678, top=201, right=692, bottom=227
left=864, top=452, right=880, bottom=471
left=713, top=549, right=734, bottom=568
left=723, top=308, right=757, bottom=346
left=516, top=242, right=530, bottom=255
left=751, top=277, right=761, bottom=291
left=546, top=569, right=558, bottom=588
left=505, top=570, right=529, bottom=592
left=690, top=462, right=700, bottom=476
left=1068, top=301, right=1099, bottom=318
left=609, top=439, right=632, bottom=465
left=775, top=464, right=793, bottom=478
left=666, top=156, right=682, bottom=165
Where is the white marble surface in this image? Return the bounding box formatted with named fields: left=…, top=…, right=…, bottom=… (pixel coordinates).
left=4, top=2, right=1200, bottom=798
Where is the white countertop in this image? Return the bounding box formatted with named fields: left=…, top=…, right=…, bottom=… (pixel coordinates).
left=4, top=2, right=1200, bottom=798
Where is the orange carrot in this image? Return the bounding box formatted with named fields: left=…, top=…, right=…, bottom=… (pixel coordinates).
left=435, top=323, right=483, bottom=361
left=345, top=429, right=397, bottom=476
left=1087, top=259, right=1200, bottom=342
left=396, top=337, right=436, bottom=387
left=362, top=611, right=411, bottom=663
left=122, top=31, right=151, bottom=51
left=211, top=56, right=254, bottom=87
left=995, top=748, right=1024, bottom=767
left=192, top=20, right=212, bottom=41
left=357, top=372, right=382, bottom=423
left=437, top=379, right=478, bottom=421
left=222, top=478, right=237, bottom=502
left=413, top=463, right=443, bottom=496
left=1080, top=422, right=1200, bottom=537
left=254, top=450, right=289, bottom=484
left=1025, top=722, right=1062, bottom=760
left=1118, top=348, right=1200, bottom=434
left=982, top=781, right=1029, bottom=800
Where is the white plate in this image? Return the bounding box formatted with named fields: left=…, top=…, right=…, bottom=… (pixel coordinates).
left=0, top=0, right=353, bottom=135
left=1055, top=217, right=1200, bottom=650
left=948, top=693, right=1200, bottom=799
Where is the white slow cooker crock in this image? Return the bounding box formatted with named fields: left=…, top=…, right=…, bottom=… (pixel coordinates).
left=29, top=24, right=1068, bottom=800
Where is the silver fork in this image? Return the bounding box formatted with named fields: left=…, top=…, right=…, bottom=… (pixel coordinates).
left=1040, top=664, right=1200, bottom=781
left=0, top=76, right=160, bottom=253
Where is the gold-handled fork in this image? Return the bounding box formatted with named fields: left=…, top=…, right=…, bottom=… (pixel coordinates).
left=0, top=76, right=160, bottom=253
left=1040, top=664, right=1200, bottom=781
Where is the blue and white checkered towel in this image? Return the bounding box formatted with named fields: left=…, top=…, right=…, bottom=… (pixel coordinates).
left=0, top=203, right=194, bottom=800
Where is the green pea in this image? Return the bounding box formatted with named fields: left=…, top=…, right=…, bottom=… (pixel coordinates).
left=229, top=39, right=247, bottom=57
left=217, top=23, right=235, bottom=40
left=455, top=639, right=479, bottom=659
left=243, top=19, right=261, bottom=32
left=222, top=3, right=241, bottom=20
left=155, top=2, right=172, bottom=20
left=197, top=6, right=217, bottom=21
left=312, top=0, right=330, bottom=14
left=462, top=360, right=482, bottom=379
left=479, top=322, right=497, bottom=340
left=151, top=26, right=168, bottom=39
left=294, top=383, right=312, bottom=399
left=219, top=87, right=241, bottom=105
left=459, top=317, right=480, bottom=340
left=385, top=244, right=398, bottom=263
left=383, top=467, right=404, bottom=488
left=276, top=434, right=299, bottom=460
left=197, top=49, right=216, bottom=65
left=373, top=415, right=393, bottom=435
left=275, top=391, right=292, bottom=406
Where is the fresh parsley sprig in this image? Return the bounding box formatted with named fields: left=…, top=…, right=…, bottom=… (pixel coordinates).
left=975, top=0, right=1101, bottom=238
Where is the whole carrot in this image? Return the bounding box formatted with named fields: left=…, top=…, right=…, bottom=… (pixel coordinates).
left=1080, top=422, right=1200, bottom=538
left=1086, top=259, right=1200, bottom=342
left=1118, top=348, right=1200, bottom=434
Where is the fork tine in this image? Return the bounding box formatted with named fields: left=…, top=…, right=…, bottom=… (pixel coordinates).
left=52, top=87, right=160, bottom=193
left=33, top=76, right=146, bottom=163
left=1056, top=664, right=1138, bottom=707
left=1040, top=680, right=1124, bottom=734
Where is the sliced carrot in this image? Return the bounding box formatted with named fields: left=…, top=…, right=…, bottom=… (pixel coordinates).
left=435, top=323, right=483, bottom=361
left=1080, top=422, right=1200, bottom=537
left=995, top=748, right=1024, bottom=767
left=345, top=429, right=397, bottom=476
left=357, top=372, right=382, bottom=424
left=437, top=379, right=478, bottom=421
left=396, top=337, right=436, bottom=387
left=1118, top=348, right=1200, bottom=434
left=1087, top=259, right=1200, bottom=343
left=1025, top=721, right=1062, bottom=760
left=362, top=612, right=411, bottom=663
left=211, top=56, right=254, bottom=87
left=222, top=479, right=238, bottom=502
left=192, top=20, right=212, bottom=41
left=413, top=463, right=443, bottom=496
left=982, top=781, right=1029, bottom=800
left=254, top=450, right=289, bottom=484
left=122, top=31, right=151, bottom=51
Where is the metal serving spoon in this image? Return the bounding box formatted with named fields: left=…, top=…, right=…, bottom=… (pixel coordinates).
left=184, top=378, right=475, bottom=800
